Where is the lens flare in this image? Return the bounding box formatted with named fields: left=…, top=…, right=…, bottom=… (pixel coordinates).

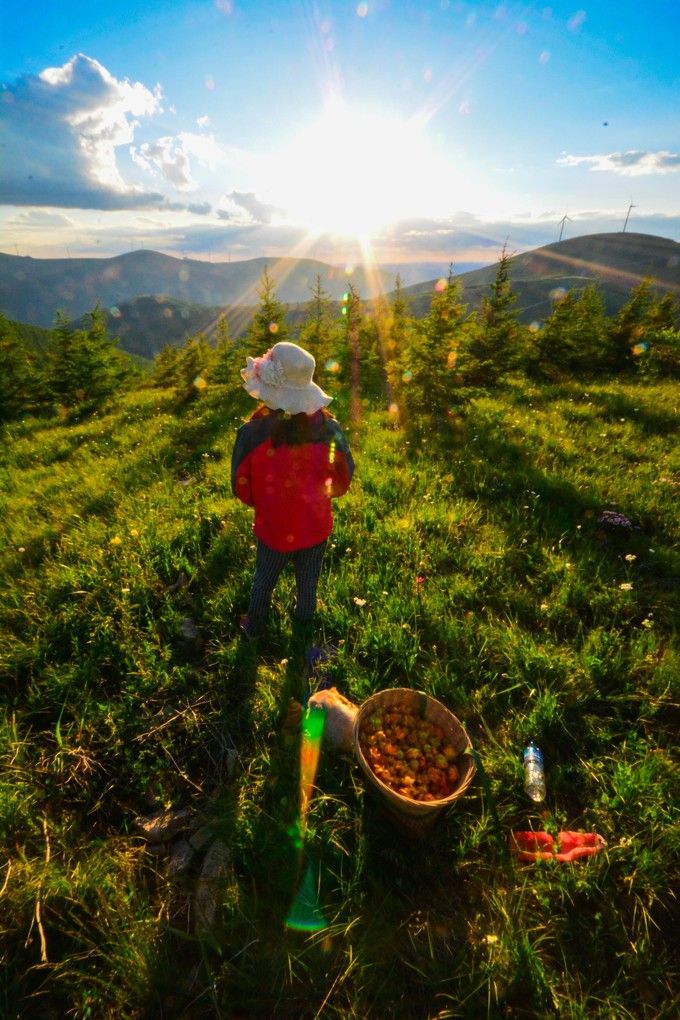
left=285, top=705, right=328, bottom=932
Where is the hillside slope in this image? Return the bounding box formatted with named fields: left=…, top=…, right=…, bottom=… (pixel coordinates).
left=0, top=249, right=393, bottom=327
left=402, top=232, right=680, bottom=321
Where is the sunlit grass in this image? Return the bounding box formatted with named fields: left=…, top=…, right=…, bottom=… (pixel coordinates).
left=1, top=374, right=678, bottom=1017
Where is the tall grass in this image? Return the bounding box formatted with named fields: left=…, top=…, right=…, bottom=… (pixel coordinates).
left=1, top=373, right=678, bottom=1018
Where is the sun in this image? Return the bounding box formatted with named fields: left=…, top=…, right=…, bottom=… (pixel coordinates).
left=274, top=99, right=449, bottom=240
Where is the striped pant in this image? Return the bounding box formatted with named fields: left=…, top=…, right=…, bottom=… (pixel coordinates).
left=247, top=538, right=328, bottom=625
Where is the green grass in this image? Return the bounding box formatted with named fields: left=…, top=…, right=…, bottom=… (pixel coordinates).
left=1, top=374, right=678, bottom=1018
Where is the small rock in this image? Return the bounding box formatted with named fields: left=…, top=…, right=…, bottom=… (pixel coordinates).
left=180, top=617, right=200, bottom=639
left=167, top=839, right=194, bottom=877
left=133, top=807, right=194, bottom=843
left=193, top=839, right=230, bottom=934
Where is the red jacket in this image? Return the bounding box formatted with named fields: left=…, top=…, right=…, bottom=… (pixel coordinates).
left=231, top=407, right=354, bottom=552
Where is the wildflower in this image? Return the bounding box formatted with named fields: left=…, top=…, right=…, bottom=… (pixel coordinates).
left=353, top=597, right=367, bottom=607
left=619, top=582, right=633, bottom=591
left=109, top=536, right=122, bottom=547
left=129, top=528, right=139, bottom=538
left=641, top=618, right=653, bottom=629
left=624, top=553, right=637, bottom=562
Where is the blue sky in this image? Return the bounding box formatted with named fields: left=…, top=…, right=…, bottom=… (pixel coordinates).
left=2, top=0, right=679, bottom=269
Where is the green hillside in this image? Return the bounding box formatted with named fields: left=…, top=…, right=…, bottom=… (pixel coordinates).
left=1, top=339, right=678, bottom=1016
left=0, top=249, right=393, bottom=327
left=403, top=232, right=680, bottom=323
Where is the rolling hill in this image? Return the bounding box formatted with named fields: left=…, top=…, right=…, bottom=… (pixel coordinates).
left=402, top=231, right=680, bottom=322
left=2, top=232, right=679, bottom=360
left=0, top=249, right=395, bottom=328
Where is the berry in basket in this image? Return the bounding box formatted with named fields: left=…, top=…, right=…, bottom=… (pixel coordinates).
left=358, top=705, right=460, bottom=801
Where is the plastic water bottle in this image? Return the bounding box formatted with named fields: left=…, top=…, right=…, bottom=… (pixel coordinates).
left=523, top=742, right=546, bottom=802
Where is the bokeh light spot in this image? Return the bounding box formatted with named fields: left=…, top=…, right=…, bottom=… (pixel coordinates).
left=550, top=286, right=567, bottom=302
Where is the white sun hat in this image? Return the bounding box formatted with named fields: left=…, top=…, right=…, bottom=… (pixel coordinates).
left=240, top=341, right=332, bottom=414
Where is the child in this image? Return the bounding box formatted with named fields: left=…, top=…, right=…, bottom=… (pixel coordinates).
left=231, top=342, right=354, bottom=651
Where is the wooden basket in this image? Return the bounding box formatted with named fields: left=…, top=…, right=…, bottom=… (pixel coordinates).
left=354, top=687, right=475, bottom=838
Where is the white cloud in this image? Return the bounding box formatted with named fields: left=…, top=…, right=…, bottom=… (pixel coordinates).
left=0, top=53, right=164, bottom=208
left=558, top=150, right=680, bottom=176
left=131, top=131, right=227, bottom=190
left=218, top=190, right=281, bottom=225
left=11, top=209, right=74, bottom=228
left=131, top=136, right=196, bottom=190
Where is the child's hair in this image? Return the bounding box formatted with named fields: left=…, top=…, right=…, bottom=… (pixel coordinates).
left=270, top=408, right=332, bottom=448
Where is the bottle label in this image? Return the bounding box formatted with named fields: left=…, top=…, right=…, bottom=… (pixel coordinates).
left=523, top=745, right=543, bottom=766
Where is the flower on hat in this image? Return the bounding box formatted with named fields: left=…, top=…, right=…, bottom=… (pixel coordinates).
left=257, top=351, right=287, bottom=387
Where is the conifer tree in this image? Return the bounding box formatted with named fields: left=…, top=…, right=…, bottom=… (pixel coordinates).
left=357, top=307, right=387, bottom=400
left=605, top=279, right=657, bottom=372
left=152, top=344, right=182, bottom=388
left=339, top=284, right=362, bottom=422
left=48, top=307, right=127, bottom=407
left=245, top=266, right=288, bottom=356
left=298, top=275, right=338, bottom=373
left=0, top=315, right=34, bottom=421
left=384, top=275, right=415, bottom=411
left=175, top=332, right=214, bottom=402
left=534, top=284, right=608, bottom=376
left=399, top=267, right=468, bottom=433
left=211, top=315, right=242, bottom=385
left=466, top=247, right=523, bottom=385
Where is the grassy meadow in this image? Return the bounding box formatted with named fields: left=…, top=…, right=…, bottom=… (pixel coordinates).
left=1, top=369, right=678, bottom=1018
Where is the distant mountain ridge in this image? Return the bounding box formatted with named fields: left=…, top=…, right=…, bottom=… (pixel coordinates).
left=0, top=250, right=395, bottom=328
left=2, top=232, right=679, bottom=360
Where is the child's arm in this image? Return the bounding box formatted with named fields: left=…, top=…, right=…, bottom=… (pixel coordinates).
left=326, top=420, right=355, bottom=498
left=231, top=425, right=255, bottom=506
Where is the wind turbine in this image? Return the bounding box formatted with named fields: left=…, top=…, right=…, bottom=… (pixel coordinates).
left=622, top=202, right=637, bottom=233
left=558, top=215, right=572, bottom=242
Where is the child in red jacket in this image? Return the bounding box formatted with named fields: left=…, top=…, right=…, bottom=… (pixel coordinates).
left=231, top=342, right=354, bottom=646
